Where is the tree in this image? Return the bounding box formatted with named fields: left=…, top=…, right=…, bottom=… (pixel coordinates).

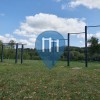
left=70, top=51, right=80, bottom=61
left=0, top=40, right=2, bottom=46
left=88, top=36, right=100, bottom=54
left=9, top=40, right=15, bottom=49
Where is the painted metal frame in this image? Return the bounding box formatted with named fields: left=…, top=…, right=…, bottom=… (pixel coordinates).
left=0, top=43, right=26, bottom=64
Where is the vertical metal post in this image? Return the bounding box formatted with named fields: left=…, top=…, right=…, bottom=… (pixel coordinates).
left=67, top=33, right=70, bottom=66
left=21, top=44, right=24, bottom=64
left=52, top=41, right=55, bottom=66
left=15, top=43, right=18, bottom=64
left=1, top=44, right=4, bottom=62
left=85, top=26, right=88, bottom=67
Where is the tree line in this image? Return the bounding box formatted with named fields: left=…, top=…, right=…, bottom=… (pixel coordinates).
left=0, top=37, right=100, bottom=61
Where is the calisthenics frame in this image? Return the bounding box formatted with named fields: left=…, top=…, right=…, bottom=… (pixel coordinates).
left=1, top=43, right=25, bottom=64
left=67, top=32, right=86, bottom=67
left=85, top=25, right=100, bottom=67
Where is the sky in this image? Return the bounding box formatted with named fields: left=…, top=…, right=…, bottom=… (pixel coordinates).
left=0, top=0, right=100, bottom=48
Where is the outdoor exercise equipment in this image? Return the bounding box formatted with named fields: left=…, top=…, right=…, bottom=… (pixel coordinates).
left=85, top=25, right=100, bottom=67
left=0, top=25, right=100, bottom=67
left=0, top=43, right=25, bottom=64
left=67, top=32, right=85, bottom=67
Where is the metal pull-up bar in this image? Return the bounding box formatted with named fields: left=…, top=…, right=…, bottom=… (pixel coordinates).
left=87, top=25, right=100, bottom=27
left=85, top=25, right=100, bottom=67
left=1, top=43, right=26, bottom=64
left=15, top=43, right=25, bottom=64
left=67, top=32, right=86, bottom=67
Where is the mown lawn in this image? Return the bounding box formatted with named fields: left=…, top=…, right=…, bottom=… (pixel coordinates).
left=0, top=60, right=100, bottom=100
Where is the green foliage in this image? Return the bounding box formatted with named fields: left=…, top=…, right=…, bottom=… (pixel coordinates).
left=0, top=40, right=2, bottom=46
left=88, top=36, right=100, bottom=61
left=70, top=51, right=80, bottom=60
left=9, top=40, right=15, bottom=49
left=0, top=37, right=100, bottom=61
left=88, top=36, right=100, bottom=54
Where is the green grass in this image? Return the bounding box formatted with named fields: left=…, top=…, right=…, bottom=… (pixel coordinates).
left=0, top=60, right=100, bottom=100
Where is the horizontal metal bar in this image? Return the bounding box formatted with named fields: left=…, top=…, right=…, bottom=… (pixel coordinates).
left=68, top=32, right=85, bottom=34
left=2, top=43, right=26, bottom=45
left=59, top=39, right=68, bottom=40
left=87, top=25, right=100, bottom=27
left=52, top=39, right=68, bottom=40
left=16, top=43, right=27, bottom=45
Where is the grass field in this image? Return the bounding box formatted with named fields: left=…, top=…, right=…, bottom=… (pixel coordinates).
left=0, top=60, right=100, bottom=100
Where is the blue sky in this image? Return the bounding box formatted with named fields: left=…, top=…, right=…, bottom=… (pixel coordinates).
left=0, top=0, right=100, bottom=48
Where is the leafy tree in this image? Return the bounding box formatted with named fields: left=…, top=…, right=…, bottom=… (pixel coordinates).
left=0, top=40, right=2, bottom=46
left=70, top=51, right=80, bottom=61
left=78, top=53, right=85, bottom=60
left=9, top=40, right=15, bottom=49
left=88, top=36, right=100, bottom=54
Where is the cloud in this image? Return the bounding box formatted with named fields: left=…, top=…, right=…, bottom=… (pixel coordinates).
left=0, top=13, right=86, bottom=48
left=69, top=0, right=100, bottom=9
left=54, top=0, right=62, bottom=2
left=0, top=13, right=5, bottom=16
left=77, top=33, right=93, bottom=39
left=77, top=32, right=100, bottom=47
left=77, top=32, right=100, bottom=40
left=95, top=32, right=100, bottom=38
left=14, top=13, right=86, bottom=37
left=0, top=34, right=16, bottom=43
left=13, top=13, right=86, bottom=48
left=0, top=34, right=34, bottom=48
left=61, top=4, right=68, bottom=10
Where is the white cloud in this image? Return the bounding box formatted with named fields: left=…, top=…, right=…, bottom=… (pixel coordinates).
left=95, top=32, right=100, bottom=38
left=0, top=13, right=5, bottom=16
left=0, top=34, right=34, bottom=48
left=0, top=34, right=16, bottom=43
left=14, top=13, right=86, bottom=37
left=77, top=33, right=93, bottom=39
left=77, top=32, right=100, bottom=47
left=61, top=4, right=68, bottom=10
left=69, top=0, right=100, bottom=9
left=18, top=39, right=33, bottom=46
left=77, top=32, right=100, bottom=40
left=54, top=0, right=62, bottom=2
left=80, top=40, right=83, bottom=43
left=29, top=37, right=36, bottom=43
left=13, top=13, right=86, bottom=48
left=0, top=13, right=87, bottom=48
